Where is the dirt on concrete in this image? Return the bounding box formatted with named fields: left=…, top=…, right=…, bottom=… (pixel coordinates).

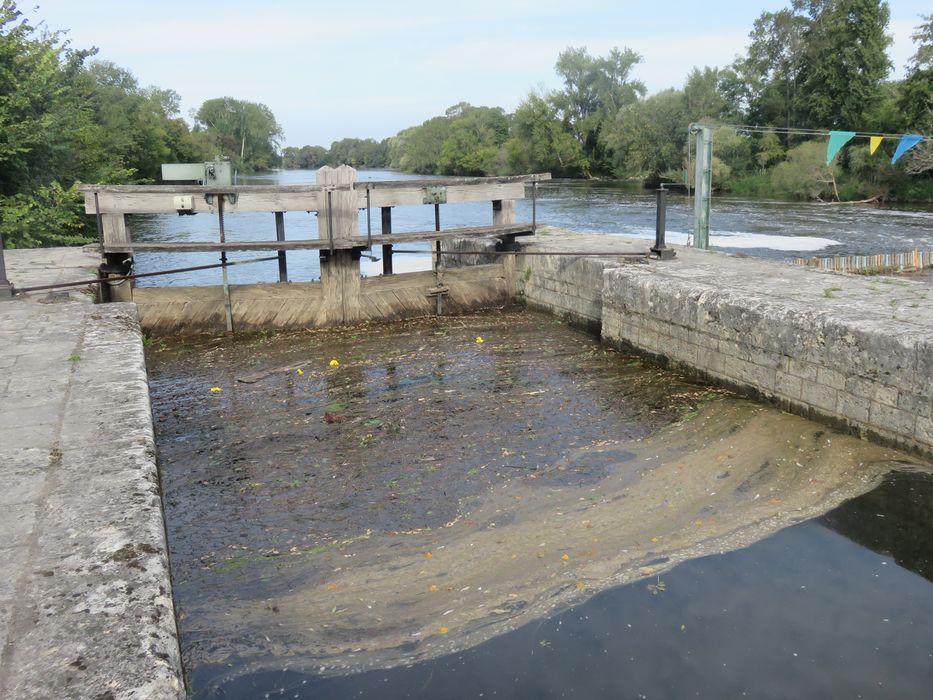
left=146, top=308, right=925, bottom=681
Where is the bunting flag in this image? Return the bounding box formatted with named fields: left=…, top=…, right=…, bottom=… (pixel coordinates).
left=891, top=134, right=924, bottom=164
left=869, top=136, right=884, bottom=155
left=826, top=131, right=856, bottom=164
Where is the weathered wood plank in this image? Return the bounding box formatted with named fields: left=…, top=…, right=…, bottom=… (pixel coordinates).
left=80, top=177, right=544, bottom=214
left=102, top=223, right=535, bottom=253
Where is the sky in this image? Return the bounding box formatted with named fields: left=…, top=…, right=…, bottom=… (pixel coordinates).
left=23, top=0, right=932, bottom=148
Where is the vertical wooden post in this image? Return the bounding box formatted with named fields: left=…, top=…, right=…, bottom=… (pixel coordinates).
left=275, top=212, right=288, bottom=282
left=380, top=206, right=393, bottom=275
left=100, top=214, right=133, bottom=303
left=492, top=199, right=516, bottom=227
left=493, top=200, right=517, bottom=295
left=317, top=166, right=361, bottom=325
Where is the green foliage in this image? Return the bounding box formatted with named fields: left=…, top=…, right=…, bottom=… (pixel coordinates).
left=770, top=141, right=840, bottom=199
left=327, top=138, right=388, bottom=168
left=505, top=91, right=588, bottom=177
left=794, top=0, right=892, bottom=129
left=0, top=182, right=92, bottom=248
left=604, top=90, right=687, bottom=180
left=194, top=97, right=283, bottom=172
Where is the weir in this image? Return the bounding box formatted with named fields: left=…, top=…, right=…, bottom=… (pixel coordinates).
left=77, top=167, right=550, bottom=333
left=1, top=171, right=933, bottom=697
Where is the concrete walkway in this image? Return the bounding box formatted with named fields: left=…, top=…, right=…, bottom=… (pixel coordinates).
left=0, top=248, right=184, bottom=698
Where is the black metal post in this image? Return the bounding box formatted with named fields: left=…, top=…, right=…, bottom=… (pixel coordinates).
left=0, top=230, right=14, bottom=299
left=380, top=206, right=393, bottom=275
left=650, top=187, right=676, bottom=260
left=274, top=212, right=288, bottom=283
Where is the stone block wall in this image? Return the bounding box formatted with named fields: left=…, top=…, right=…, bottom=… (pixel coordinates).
left=600, top=266, right=933, bottom=457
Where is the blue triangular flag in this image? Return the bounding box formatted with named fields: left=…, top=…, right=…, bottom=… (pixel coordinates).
left=891, top=134, right=924, bottom=164
left=826, top=131, right=856, bottom=164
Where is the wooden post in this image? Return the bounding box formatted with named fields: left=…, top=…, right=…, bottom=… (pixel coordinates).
left=101, top=214, right=133, bottom=303
left=317, top=166, right=361, bottom=325
left=275, top=212, right=288, bottom=282
left=380, top=206, right=393, bottom=275
left=493, top=200, right=517, bottom=294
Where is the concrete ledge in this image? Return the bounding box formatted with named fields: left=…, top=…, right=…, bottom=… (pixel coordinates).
left=598, top=251, right=933, bottom=458
left=0, top=301, right=184, bottom=699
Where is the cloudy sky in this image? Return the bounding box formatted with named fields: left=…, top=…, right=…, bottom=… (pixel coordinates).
left=25, top=0, right=931, bottom=147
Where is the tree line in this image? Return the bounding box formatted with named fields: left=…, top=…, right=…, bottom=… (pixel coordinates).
left=291, top=1, right=932, bottom=203
left=2, top=0, right=932, bottom=248
left=0, top=1, right=282, bottom=247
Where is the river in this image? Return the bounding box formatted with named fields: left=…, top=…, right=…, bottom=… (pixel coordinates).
left=129, top=169, right=933, bottom=287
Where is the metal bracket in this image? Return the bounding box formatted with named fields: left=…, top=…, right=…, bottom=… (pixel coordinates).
left=422, top=186, right=447, bottom=205
left=205, top=193, right=238, bottom=206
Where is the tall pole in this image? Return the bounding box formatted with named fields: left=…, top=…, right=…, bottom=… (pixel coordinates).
left=692, top=124, right=712, bottom=250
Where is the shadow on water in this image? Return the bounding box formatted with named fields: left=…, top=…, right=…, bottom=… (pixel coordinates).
left=192, top=471, right=933, bottom=699
left=145, top=308, right=931, bottom=698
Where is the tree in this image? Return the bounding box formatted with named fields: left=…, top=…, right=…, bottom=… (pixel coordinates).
left=771, top=140, right=842, bottom=199
left=438, top=105, right=509, bottom=175
left=552, top=46, right=645, bottom=175
left=505, top=91, right=587, bottom=177
left=194, top=97, right=283, bottom=171
left=603, top=89, right=687, bottom=180
left=899, top=14, right=933, bottom=130
left=793, top=0, right=892, bottom=129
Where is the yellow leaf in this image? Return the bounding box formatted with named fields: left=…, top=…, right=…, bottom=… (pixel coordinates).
left=575, top=581, right=586, bottom=590
left=296, top=368, right=304, bottom=376
left=438, top=626, right=449, bottom=635
left=475, top=336, right=484, bottom=344
left=329, top=359, right=340, bottom=368
left=429, top=584, right=439, bottom=593
left=561, top=554, right=570, bottom=561
left=209, top=387, right=223, bottom=393
left=424, top=551, right=433, bottom=559
left=651, top=537, right=659, bottom=543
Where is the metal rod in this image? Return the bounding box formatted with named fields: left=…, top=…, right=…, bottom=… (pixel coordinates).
left=326, top=189, right=335, bottom=254
left=274, top=211, right=288, bottom=283
left=532, top=181, right=537, bottom=234
left=217, top=195, right=234, bottom=334
left=388, top=249, right=647, bottom=257
left=13, top=256, right=279, bottom=295
left=365, top=188, right=372, bottom=249
left=381, top=206, right=393, bottom=275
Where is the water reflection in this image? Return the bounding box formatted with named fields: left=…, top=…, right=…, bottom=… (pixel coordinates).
left=193, top=472, right=933, bottom=699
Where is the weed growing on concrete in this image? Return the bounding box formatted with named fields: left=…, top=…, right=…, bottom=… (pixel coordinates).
left=823, top=287, right=843, bottom=298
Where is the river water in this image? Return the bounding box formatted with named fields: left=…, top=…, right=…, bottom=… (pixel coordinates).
left=147, top=309, right=933, bottom=698
left=129, top=169, right=933, bottom=287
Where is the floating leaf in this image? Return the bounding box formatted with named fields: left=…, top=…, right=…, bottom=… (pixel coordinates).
left=561, top=553, right=570, bottom=561
left=209, top=387, right=223, bottom=393
left=438, top=626, right=449, bottom=635
left=329, top=359, right=340, bottom=368
left=428, top=584, right=439, bottom=593
left=296, top=368, right=304, bottom=376
left=424, top=551, right=433, bottom=559
left=575, top=581, right=586, bottom=590
left=475, top=336, right=484, bottom=344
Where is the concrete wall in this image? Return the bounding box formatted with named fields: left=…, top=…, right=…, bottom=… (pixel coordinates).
left=600, top=266, right=933, bottom=457
left=448, top=232, right=932, bottom=458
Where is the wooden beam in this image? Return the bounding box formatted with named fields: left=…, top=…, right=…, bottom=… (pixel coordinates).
left=79, top=174, right=550, bottom=214
left=102, top=223, right=535, bottom=253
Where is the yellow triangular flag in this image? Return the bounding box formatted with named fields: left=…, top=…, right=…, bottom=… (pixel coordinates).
left=870, top=136, right=884, bottom=155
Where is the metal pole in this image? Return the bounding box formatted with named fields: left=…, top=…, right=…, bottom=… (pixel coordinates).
left=380, top=207, right=393, bottom=275
left=650, top=187, right=675, bottom=260
left=692, top=124, right=712, bottom=250
left=0, top=230, right=14, bottom=299
left=532, top=180, right=537, bottom=234
left=217, top=196, right=234, bottom=334
left=274, top=212, right=287, bottom=283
